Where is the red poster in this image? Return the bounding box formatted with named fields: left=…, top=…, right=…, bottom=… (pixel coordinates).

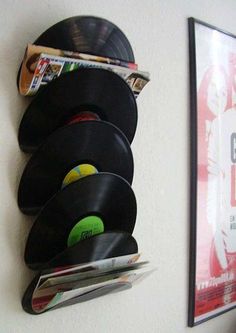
left=189, top=18, right=236, bottom=326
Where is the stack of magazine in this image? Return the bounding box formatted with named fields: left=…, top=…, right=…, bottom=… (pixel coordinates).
left=19, top=44, right=150, bottom=97
left=30, top=253, right=154, bottom=313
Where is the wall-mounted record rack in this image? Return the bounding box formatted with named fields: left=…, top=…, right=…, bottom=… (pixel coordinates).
left=17, top=16, right=153, bottom=314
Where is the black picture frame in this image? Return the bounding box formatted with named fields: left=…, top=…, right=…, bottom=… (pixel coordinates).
left=188, top=17, right=236, bottom=326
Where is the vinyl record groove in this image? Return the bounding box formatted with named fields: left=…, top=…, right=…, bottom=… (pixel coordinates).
left=19, top=68, right=137, bottom=152
left=34, top=16, right=135, bottom=62
left=44, top=232, right=138, bottom=270
left=17, top=16, right=135, bottom=89
left=24, top=174, right=137, bottom=269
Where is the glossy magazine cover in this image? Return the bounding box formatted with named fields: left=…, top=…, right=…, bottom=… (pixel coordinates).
left=19, top=44, right=149, bottom=97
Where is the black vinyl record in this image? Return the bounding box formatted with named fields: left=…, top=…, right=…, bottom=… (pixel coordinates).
left=26, top=226, right=138, bottom=270
left=23, top=230, right=137, bottom=314
left=18, top=68, right=137, bottom=153
left=18, top=121, right=133, bottom=215
left=23, top=276, right=131, bottom=314
left=17, top=16, right=135, bottom=89
left=34, top=16, right=135, bottom=62
left=24, top=175, right=137, bottom=269
left=44, top=231, right=138, bottom=270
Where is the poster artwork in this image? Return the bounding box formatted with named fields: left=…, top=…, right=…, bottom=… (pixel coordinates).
left=189, top=18, right=236, bottom=326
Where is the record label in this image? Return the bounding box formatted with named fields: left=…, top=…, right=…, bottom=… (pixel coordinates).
left=66, top=111, right=100, bottom=124
left=62, top=164, right=98, bottom=188
left=67, top=216, right=104, bottom=247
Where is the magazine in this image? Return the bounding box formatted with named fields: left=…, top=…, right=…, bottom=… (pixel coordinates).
left=38, top=253, right=142, bottom=289
left=29, top=253, right=155, bottom=313
left=19, top=44, right=150, bottom=97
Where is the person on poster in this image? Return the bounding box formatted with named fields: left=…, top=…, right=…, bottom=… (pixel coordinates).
left=203, top=64, right=236, bottom=277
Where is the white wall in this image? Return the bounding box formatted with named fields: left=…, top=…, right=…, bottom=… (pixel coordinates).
left=1, top=0, right=236, bottom=332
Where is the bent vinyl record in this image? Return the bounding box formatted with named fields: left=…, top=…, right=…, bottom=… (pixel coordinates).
left=17, top=16, right=135, bottom=89
left=34, top=16, right=135, bottom=62
left=18, top=68, right=137, bottom=152
left=18, top=121, right=134, bottom=215
left=24, top=174, right=137, bottom=269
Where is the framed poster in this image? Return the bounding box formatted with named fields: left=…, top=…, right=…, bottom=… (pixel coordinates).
left=188, top=18, right=236, bottom=326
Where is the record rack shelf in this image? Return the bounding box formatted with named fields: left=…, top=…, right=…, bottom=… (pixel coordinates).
left=16, top=16, right=152, bottom=314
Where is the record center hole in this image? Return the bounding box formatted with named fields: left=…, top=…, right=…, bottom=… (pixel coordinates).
left=62, top=164, right=98, bottom=188
left=66, top=111, right=100, bottom=125
left=67, top=216, right=104, bottom=247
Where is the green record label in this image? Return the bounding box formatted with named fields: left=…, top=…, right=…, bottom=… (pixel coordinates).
left=67, top=216, right=104, bottom=247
